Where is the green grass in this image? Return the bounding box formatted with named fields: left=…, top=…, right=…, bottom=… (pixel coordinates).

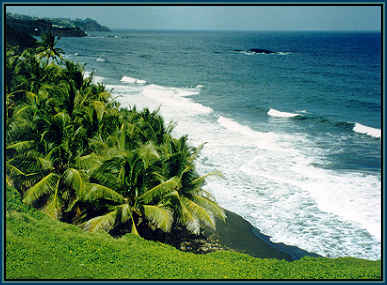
left=5, top=186, right=381, bottom=280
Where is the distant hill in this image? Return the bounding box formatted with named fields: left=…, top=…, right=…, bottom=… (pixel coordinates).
left=70, top=18, right=111, bottom=32
left=6, top=13, right=111, bottom=38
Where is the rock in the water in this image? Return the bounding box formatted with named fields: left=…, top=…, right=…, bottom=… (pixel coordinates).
left=233, top=48, right=277, bottom=54
left=248, top=48, right=275, bottom=54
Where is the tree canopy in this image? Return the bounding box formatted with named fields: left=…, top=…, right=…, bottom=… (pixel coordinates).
left=6, top=33, right=225, bottom=242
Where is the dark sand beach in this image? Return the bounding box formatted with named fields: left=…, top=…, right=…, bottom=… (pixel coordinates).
left=204, top=209, right=320, bottom=261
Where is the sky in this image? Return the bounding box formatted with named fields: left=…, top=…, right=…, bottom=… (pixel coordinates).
left=6, top=5, right=381, bottom=31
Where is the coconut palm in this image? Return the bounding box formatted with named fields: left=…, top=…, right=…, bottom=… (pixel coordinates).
left=36, top=31, right=64, bottom=63
left=6, top=82, right=100, bottom=220
left=7, top=108, right=99, bottom=220
left=81, top=141, right=177, bottom=236
left=159, top=135, right=226, bottom=234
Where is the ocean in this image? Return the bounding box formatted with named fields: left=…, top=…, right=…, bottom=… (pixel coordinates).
left=58, top=30, right=381, bottom=260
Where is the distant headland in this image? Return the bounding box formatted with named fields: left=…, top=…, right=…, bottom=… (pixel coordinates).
left=6, top=13, right=111, bottom=39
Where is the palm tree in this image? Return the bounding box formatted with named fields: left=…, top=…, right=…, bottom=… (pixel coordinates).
left=160, top=135, right=226, bottom=234
left=7, top=108, right=100, bottom=220
left=6, top=80, right=100, bottom=221
left=80, top=141, right=177, bottom=236
left=36, top=31, right=64, bottom=63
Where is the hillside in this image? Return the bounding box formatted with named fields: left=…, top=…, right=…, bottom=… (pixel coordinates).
left=5, top=185, right=381, bottom=280
left=6, top=13, right=111, bottom=37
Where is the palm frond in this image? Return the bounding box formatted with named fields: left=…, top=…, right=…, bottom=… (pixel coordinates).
left=117, top=203, right=132, bottom=224
left=85, top=183, right=125, bottom=204
left=38, top=157, right=54, bottom=171
left=116, top=203, right=139, bottom=236
left=53, top=112, right=71, bottom=128
left=137, top=142, right=160, bottom=169
left=181, top=197, right=216, bottom=230
left=6, top=174, right=13, bottom=187
left=6, top=164, right=29, bottom=177
left=6, top=140, right=35, bottom=152
left=138, top=176, right=180, bottom=204
left=63, top=168, right=85, bottom=197
left=13, top=105, right=32, bottom=117
left=22, top=173, right=60, bottom=205
left=192, top=194, right=226, bottom=222
left=74, top=153, right=102, bottom=173
left=91, top=100, right=105, bottom=121
left=189, top=142, right=206, bottom=163
left=174, top=195, right=199, bottom=234
left=97, top=91, right=111, bottom=102
left=25, top=91, right=37, bottom=104
left=191, top=171, right=224, bottom=186
left=81, top=210, right=117, bottom=232
left=143, top=205, right=173, bottom=233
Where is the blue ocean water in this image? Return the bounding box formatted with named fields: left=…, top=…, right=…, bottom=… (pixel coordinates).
left=59, top=30, right=381, bottom=260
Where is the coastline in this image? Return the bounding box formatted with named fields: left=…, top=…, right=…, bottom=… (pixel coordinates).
left=203, top=208, right=321, bottom=261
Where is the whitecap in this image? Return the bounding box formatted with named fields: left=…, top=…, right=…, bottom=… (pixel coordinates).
left=353, top=123, right=381, bottom=139
left=83, top=71, right=104, bottom=84
left=96, top=57, right=105, bottom=62
left=240, top=51, right=256, bottom=55
left=268, top=108, right=301, bottom=118
left=120, top=76, right=147, bottom=85
left=141, top=84, right=212, bottom=116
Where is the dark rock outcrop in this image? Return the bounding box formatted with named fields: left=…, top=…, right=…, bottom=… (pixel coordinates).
left=233, top=48, right=277, bottom=54
left=249, top=48, right=275, bottom=54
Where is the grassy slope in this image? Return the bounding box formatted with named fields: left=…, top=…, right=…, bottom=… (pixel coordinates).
left=5, top=186, right=381, bottom=280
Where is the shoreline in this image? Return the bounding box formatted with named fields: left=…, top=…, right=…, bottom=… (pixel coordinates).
left=203, top=208, right=321, bottom=261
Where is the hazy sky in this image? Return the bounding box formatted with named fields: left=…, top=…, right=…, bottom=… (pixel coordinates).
left=6, top=5, right=381, bottom=31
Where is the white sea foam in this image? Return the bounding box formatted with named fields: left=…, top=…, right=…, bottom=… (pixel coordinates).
left=268, top=108, right=301, bottom=118
left=240, top=51, right=256, bottom=55
left=96, top=57, right=105, bottom=62
left=199, top=124, right=381, bottom=259
left=141, top=84, right=211, bottom=116
left=120, top=76, right=147, bottom=85
left=217, top=116, right=282, bottom=151
left=110, top=79, right=380, bottom=260
left=238, top=51, right=290, bottom=55
left=353, top=123, right=381, bottom=139
left=84, top=71, right=105, bottom=84
left=196, top=84, right=204, bottom=89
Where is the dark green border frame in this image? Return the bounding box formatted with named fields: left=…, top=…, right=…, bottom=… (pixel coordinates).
left=0, top=1, right=384, bottom=284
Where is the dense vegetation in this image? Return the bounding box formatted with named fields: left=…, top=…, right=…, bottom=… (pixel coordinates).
left=6, top=33, right=225, bottom=242
left=5, top=33, right=381, bottom=280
